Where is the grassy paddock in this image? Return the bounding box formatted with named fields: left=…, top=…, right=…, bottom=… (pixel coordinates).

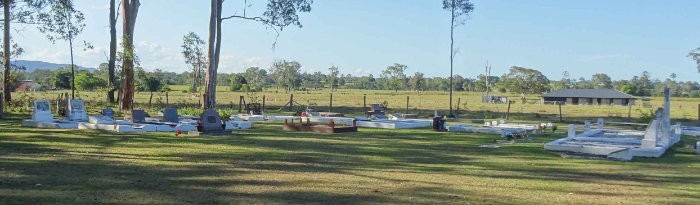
left=0, top=113, right=699, bottom=204
left=7, top=88, right=700, bottom=124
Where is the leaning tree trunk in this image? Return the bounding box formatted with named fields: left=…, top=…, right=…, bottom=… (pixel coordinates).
left=203, top=0, right=220, bottom=109
left=69, top=38, right=75, bottom=98
left=119, top=0, right=139, bottom=111
left=107, top=0, right=117, bottom=103
left=2, top=0, right=11, bottom=102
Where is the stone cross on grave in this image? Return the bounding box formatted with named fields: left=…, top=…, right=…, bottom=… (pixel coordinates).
left=32, top=100, right=54, bottom=122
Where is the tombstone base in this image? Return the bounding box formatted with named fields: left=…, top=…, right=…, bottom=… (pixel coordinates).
left=21, top=119, right=78, bottom=129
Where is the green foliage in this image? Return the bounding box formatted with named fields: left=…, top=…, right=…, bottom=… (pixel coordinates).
left=144, top=76, right=163, bottom=92
left=75, top=70, right=106, bottom=91
left=636, top=107, right=656, bottom=123
left=229, top=74, right=247, bottom=91
left=51, top=67, right=72, bottom=89
left=498, top=66, right=550, bottom=94
left=688, top=47, right=700, bottom=73
left=380, top=63, right=407, bottom=92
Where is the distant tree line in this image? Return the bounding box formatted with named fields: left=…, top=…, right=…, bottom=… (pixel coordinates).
left=15, top=61, right=700, bottom=98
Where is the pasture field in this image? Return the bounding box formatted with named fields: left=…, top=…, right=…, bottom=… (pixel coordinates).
left=7, top=87, right=700, bottom=125
left=1, top=113, right=699, bottom=204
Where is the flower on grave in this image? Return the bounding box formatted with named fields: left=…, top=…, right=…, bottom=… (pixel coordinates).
left=176, top=129, right=182, bottom=137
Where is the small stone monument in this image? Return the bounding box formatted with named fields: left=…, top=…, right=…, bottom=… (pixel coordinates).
left=131, top=110, right=147, bottom=123
left=32, top=100, right=54, bottom=122
left=68, top=99, right=88, bottom=122
left=200, top=109, right=223, bottom=132
left=583, top=120, right=591, bottom=132
left=596, top=118, right=604, bottom=129
left=102, top=108, right=114, bottom=120
left=162, top=108, right=179, bottom=123
left=696, top=141, right=700, bottom=155
left=567, top=124, right=577, bottom=138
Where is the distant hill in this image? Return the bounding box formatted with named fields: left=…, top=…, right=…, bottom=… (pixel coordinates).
left=10, top=60, right=96, bottom=72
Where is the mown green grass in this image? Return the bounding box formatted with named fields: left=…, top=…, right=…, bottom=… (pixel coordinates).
left=1, top=113, right=699, bottom=204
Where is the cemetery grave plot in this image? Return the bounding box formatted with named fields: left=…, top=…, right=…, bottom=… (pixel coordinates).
left=447, top=120, right=545, bottom=142
left=282, top=117, right=358, bottom=134
left=21, top=99, right=81, bottom=129
left=544, top=88, right=682, bottom=161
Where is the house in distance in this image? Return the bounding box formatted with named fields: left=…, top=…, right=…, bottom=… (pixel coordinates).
left=541, top=89, right=637, bottom=106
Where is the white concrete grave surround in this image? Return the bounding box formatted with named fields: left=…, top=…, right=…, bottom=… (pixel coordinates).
left=544, top=87, right=681, bottom=161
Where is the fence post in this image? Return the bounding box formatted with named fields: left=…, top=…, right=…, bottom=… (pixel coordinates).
left=457, top=98, right=461, bottom=113
left=506, top=100, right=512, bottom=120
left=406, top=96, right=409, bottom=114
left=363, top=94, right=367, bottom=113
left=559, top=102, right=563, bottom=122
left=165, top=92, right=169, bottom=106
left=288, top=94, right=294, bottom=111
left=262, top=95, right=266, bottom=113
left=329, top=93, right=333, bottom=112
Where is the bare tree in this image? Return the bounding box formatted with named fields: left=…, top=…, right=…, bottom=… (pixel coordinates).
left=202, top=0, right=312, bottom=109
left=37, top=0, right=89, bottom=99
left=442, top=0, right=473, bottom=116
left=182, top=32, right=206, bottom=93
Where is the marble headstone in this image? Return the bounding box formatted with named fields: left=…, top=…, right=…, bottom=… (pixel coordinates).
left=583, top=120, right=591, bottom=132
left=567, top=124, right=577, bottom=138
left=32, top=100, right=54, bottom=122
left=68, top=99, right=88, bottom=122
left=131, top=110, right=147, bottom=123
left=200, top=109, right=223, bottom=132
left=162, top=108, right=179, bottom=123
left=596, top=118, right=604, bottom=130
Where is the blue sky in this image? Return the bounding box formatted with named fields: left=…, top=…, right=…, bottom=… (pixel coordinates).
left=14, top=0, right=700, bottom=81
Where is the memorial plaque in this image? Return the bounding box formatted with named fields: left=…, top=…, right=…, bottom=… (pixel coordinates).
left=131, top=110, right=147, bottom=123
left=200, top=109, right=223, bottom=132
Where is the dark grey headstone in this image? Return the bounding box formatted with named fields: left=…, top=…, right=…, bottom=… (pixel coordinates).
left=102, top=108, right=114, bottom=119
left=200, top=109, right=222, bottom=132
left=162, top=108, right=179, bottom=123
left=131, top=109, right=147, bottom=123
left=372, top=104, right=381, bottom=111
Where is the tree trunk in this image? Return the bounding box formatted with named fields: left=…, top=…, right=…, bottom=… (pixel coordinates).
left=148, top=91, right=153, bottom=106
left=448, top=0, right=455, bottom=116
left=203, top=0, right=220, bottom=109
left=69, top=38, right=75, bottom=98
left=120, top=0, right=139, bottom=111
left=3, top=0, right=11, bottom=102
left=108, top=0, right=117, bottom=103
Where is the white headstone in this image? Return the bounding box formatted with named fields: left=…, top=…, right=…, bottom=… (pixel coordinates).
left=583, top=120, right=591, bottom=132
left=499, top=120, right=506, bottom=124
left=567, top=124, right=577, bottom=138
left=492, top=121, right=499, bottom=126
left=68, top=99, right=88, bottom=122
left=696, top=141, right=700, bottom=155
left=596, top=118, right=604, bottom=129
left=484, top=121, right=492, bottom=126
left=641, top=120, right=658, bottom=149
left=32, top=100, right=54, bottom=122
